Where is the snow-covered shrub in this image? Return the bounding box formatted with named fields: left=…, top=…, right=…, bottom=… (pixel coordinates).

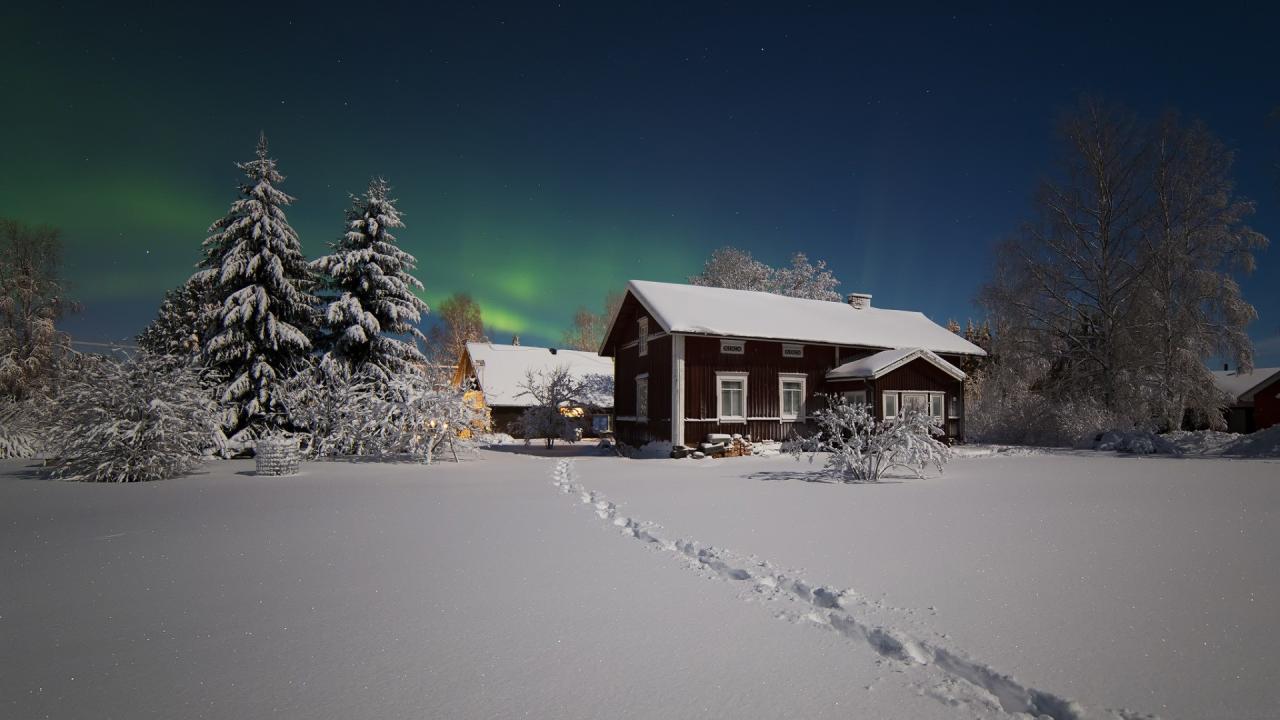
left=285, top=370, right=481, bottom=463
left=1082, top=430, right=1179, bottom=455
left=791, top=396, right=950, bottom=482
left=43, top=354, right=222, bottom=482
left=0, top=398, right=41, bottom=458
left=510, top=366, right=597, bottom=448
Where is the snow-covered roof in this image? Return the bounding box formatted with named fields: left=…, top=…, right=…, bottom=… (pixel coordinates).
left=618, top=280, right=986, bottom=356
left=1211, top=367, right=1280, bottom=404
left=826, top=348, right=966, bottom=381
left=464, top=342, right=614, bottom=408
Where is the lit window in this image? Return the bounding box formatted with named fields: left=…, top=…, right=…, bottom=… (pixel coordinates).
left=636, top=375, right=649, bottom=419
left=779, top=373, right=806, bottom=421
left=883, top=392, right=898, bottom=419
left=716, top=372, right=748, bottom=422
left=638, top=317, right=648, bottom=356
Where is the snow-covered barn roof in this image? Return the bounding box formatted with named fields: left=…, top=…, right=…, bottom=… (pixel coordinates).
left=612, top=280, right=986, bottom=356
left=1211, top=367, right=1280, bottom=404
left=826, top=348, right=966, bottom=381
left=464, top=342, right=614, bottom=408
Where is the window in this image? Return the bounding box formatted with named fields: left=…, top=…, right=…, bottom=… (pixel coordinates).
left=637, top=317, right=648, bottom=356
left=930, top=394, right=945, bottom=420
left=842, top=390, right=867, bottom=407
left=949, top=395, right=960, bottom=418
left=901, top=392, right=929, bottom=416
left=779, top=374, right=806, bottom=421
left=716, top=372, right=748, bottom=422
left=883, top=392, right=898, bottom=419
left=635, top=374, right=649, bottom=420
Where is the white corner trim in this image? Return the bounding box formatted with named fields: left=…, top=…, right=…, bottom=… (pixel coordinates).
left=672, top=334, right=685, bottom=446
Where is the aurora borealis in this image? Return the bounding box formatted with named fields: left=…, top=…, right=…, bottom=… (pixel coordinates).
left=3, top=3, right=1278, bottom=358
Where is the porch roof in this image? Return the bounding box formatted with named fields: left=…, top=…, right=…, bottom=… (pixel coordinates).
left=825, top=347, right=966, bottom=382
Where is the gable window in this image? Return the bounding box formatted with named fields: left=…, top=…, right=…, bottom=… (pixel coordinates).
left=779, top=373, right=806, bottom=421
left=716, top=371, right=748, bottom=423
left=635, top=374, right=649, bottom=420
left=883, top=392, right=899, bottom=419
left=637, top=317, right=649, bottom=356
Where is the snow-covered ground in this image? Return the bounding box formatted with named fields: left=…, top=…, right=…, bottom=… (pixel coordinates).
left=2, top=447, right=1277, bottom=719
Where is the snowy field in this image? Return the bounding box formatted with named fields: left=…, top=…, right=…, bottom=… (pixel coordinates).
left=2, top=448, right=1277, bottom=719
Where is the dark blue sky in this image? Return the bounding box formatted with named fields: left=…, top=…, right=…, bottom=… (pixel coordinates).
left=3, top=2, right=1278, bottom=361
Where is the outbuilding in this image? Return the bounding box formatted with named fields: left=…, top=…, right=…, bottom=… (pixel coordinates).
left=598, top=280, right=986, bottom=447
left=1211, top=366, right=1280, bottom=433
left=453, top=342, right=615, bottom=436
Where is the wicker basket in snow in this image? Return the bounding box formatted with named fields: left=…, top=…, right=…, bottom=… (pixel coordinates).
left=255, top=436, right=300, bottom=476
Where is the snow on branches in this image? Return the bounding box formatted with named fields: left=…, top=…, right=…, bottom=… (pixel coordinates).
left=311, top=178, right=429, bottom=382
left=194, top=134, right=315, bottom=435
left=0, top=398, right=40, bottom=458
left=689, top=246, right=843, bottom=301
left=284, top=369, right=481, bottom=463
left=511, top=366, right=608, bottom=448
left=43, top=354, right=222, bottom=482
left=790, top=396, right=950, bottom=482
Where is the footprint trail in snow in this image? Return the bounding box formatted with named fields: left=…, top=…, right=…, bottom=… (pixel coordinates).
left=550, top=458, right=1161, bottom=720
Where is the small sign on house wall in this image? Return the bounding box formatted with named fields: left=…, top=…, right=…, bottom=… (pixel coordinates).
left=720, top=339, right=745, bottom=354
left=782, top=343, right=803, bottom=358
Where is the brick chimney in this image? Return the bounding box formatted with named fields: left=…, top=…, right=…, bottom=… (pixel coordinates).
left=847, top=293, right=872, bottom=310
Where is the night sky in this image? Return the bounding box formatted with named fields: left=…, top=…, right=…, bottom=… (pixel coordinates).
left=4, top=3, right=1278, bottom=361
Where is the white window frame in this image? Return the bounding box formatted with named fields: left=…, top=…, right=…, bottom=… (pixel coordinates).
left=715, top=371, right=749, bottom=423
left=883, top=392, right=899, bottom=419
left=635, top=373, right=649, bottom=420
left=778, top=373, right=807, bottom=421
left=930, top=393, right=945, bottom=421
left=637, top=317, right=649, bottom=356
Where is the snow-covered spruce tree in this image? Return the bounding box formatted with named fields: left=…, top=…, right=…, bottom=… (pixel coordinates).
left=311, top=178, right=428, bottom=382
left=137, top=280, right=214, bottom=369
left=43, top=354, right=222, bottom=482
left=790, top=396, right=950, bottom=482
left=511, top=366, right=595, bottom=448
left=194, top=134, right=315, bottom=439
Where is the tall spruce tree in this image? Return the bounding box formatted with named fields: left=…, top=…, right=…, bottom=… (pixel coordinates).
left=194, top=134, right=315, bottom=435
left=311, top=178, right=429, bottom=382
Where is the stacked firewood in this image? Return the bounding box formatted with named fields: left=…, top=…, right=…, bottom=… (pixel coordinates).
left=671, top=433, right=754, bottom=459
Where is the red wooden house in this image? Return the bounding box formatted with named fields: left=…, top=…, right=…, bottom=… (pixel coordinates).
left=1212, top=366, right=1280, bottom=433
left=599, top=281, right=987, bottom=447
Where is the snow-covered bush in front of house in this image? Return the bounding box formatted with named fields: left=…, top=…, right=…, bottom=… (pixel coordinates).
left=790, top=396, right=950, bottom=482
left=510, top=366, right=597, bottom=448
left=0, top=398, right=41, bottom=458
left=43, top=354, right=222, bottom=482
left=284, top=370, right=481, bottom=463
left=1080, top=429, right=1180, bottom=455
